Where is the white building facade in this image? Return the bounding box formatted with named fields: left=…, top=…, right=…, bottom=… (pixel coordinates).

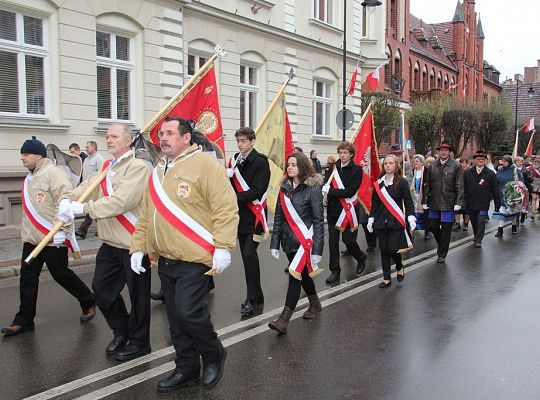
left=0, top=0, right=386, bottom=228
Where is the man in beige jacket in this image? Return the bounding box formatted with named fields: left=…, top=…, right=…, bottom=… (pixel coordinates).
left=60, top=124, right=152, bottom=361
left=130, top=117, right=238, bottom=393
left=1, top=137, right=95, bottom=337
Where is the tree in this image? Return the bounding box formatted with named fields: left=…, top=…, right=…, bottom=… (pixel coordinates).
left=360, top=92, right=401, bottom=146
left=407, top=99, right=442, bottom=155
left=475, top=100, right=512, bottom=153
left=441, top=99, right=479, bottom=157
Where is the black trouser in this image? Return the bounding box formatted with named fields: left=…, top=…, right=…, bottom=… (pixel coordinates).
left=158, top=258, right=222, bottom=374
left=13, top=243, right=95, bottom=327
left=428, top=218, right=453, bottom=258
left=375, top=229, right=403, bottom=280
left=238, top=233, right=263, bottom=302
left=93, top=243, right=151, bottom=346
left=328, top=216, right=365, bottom=272
left=469, top=211, right=488, bottom=244
left=77, top=215, right=94, bottom=235
left=361, top=223, right=377, bottom=248
left=284, top=253, right=317, bottom=310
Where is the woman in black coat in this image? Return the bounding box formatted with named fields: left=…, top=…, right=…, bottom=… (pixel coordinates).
left=368, top=155, right=415, bottom=288
left=269, top=152, right=324, bottom=334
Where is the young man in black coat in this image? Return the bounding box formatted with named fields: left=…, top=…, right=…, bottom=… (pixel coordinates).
left=227, top=127, right=271, bottom=316
left=322, top=141, right=367, bottom=284
left=464, top=150, right=501, bottom=248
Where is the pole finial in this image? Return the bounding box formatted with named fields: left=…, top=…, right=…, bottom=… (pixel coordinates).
left=214, top=45, right=226, bottom=59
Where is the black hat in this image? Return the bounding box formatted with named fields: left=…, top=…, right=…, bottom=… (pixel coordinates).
left=389, top=145, right=404, bottom=155
left=20, top=136, right=47, bottom=158
left=436, top=140, right=453, bottom=151
left=473, top=149, right=487, bottom=159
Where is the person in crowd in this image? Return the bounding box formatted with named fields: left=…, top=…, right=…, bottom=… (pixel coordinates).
left=527, top=149, right=540, bottom=221
left=324, top=155, right=336, bottom=182
left=268, top=152, right=324, bottom=334
left=515, top=156, right=533, bottom=225
left=454, top=157, right=470, bottom=231
left=389, top=145, right=413, bottom=184
left=425, top=156, right=435, bottom=168
left=309, top=150, right=323, bottom=174
left=493, top=155, right=525, bottom=237
left=367, top=155, right=415, bottom=288
left=322, top=142, right=367, bottom=284
left=2, top=137, right=95, bottom=337
left=60, top=124, right=152, bottom=361
left=226, top=127, right=270, bottom=317
left=463, top=150, right=500, bottom=248
left=130, top=117, right=238, bottom=393
left=422, top=140, right=464, bottom=263
left=75, top=141, right=105, bottom=239
left=411, top=154, right=429, bottom=240
left=69, top=143, right=87, bottom=163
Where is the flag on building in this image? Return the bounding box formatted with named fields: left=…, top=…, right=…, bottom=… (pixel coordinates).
left=461, top=85, right=466, bottom=98
left=148, top=64, right=225, bottom=159
left=348, top=67, right=359, bottom=95
left=523, top=117, right=535, bottom=133
left=525, top=131, right=535, bottom=157
left=365, top=64, right=384, bottom=91
left=351, top=106, right=381, bottom=212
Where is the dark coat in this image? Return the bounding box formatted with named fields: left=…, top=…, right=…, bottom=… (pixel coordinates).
left=370, top=176, right=415, bottom=230
left=326, top=160, right=362, bottom=219
left=230, top=148, right=271, bottom=235
left=464, top=167, right=501, bottom=211
left=270, top=175, right=325, bottom=255
left=311, top=158, right=322, bottom=174
left=422, top=158, right=464, bottom=210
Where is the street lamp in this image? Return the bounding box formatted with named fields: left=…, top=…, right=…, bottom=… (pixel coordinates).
left=341, top=0, right=382, bottom=141
left=514, top=80, right=535, bottom=134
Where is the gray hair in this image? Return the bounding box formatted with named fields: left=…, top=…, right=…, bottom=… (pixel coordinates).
left=110, top=123, right=134, bottom=140
left=412, top=154, right=425, bottom=164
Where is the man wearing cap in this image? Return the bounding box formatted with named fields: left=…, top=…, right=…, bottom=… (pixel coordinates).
left=422, top=140, right=464, bottom=263
left=389, top=145, right=413, bottom=184
left=59, top=124, right=152, bottom=361
left=130, top=117, right=238, bottom=392
left=1, top=137, right=95, bottom=337
left=464, top=150, right=501, bottom=248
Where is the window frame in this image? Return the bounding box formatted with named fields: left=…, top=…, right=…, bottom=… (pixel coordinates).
left=239, top=63, right=260, bottom=128
left=312, top=79, right=333, bottom=137
left=313, top=0, right=333, bottom=25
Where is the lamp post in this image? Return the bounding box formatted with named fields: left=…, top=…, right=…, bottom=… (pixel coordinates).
left=341, top=0, right=382, bottom=141
left=514, top=79, right=535, bottom=134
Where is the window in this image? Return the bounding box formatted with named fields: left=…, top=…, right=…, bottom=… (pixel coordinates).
left=361, top=6, right=368, bottom=37
left=96, top=30, right=133, bottom=121
left=240, top=65, right=259, bottom=128
left=313, top=80, right=332, bottom=136
left=0, top=10, right=47, bottom=116
left=390, top=0, right=397, bottom=29
left=314, top=0, right=332, bottom=24
left=413, top=62, right=420, bottom=91
left=187, top=54, right=207, bottom=77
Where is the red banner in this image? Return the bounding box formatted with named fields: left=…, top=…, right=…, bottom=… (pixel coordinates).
left=284, top=110, right=295, bottom=159
left=149, top=65, right=225, bottom=158
left=352, top=110, right=380, bottom=212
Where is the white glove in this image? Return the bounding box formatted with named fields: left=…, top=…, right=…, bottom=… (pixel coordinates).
left=422, top=204, right=429, bottom=210
left=453, top=204, right=461, bottom=212
left=408, top=215, right=417, bottom=231
left=130, top=251, right=146, bottom=274
left=271, top=249, right=280, bottom=259
left=70, top=201, right=86, bottom=216
left=311, top=254, right=322, bottom=265
left=321, top=184, right=330, bottom=194
left=226, top=168, right=234, bottom=178
left=57, top=199, right=74, bottom=223
left=367, top=217, right=374, bottom=233
left=213, top=248, right=231, bottom=274
left=53, top=230, right=66, bottom=246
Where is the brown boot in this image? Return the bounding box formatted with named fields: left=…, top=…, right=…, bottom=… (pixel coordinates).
left=303, top=294, right=322, bottom=319
left=268, top=306, right=293, bottom=334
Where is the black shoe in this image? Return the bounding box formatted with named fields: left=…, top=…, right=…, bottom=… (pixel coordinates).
left=462, top=224, right=468, bottom=231
left=436, top=257, right=446, bottom=263
left=208, top=278, right=215, bottom=293
left=341, top=250, right=351, bottom=256
left=378, top=280, right=391, bottom=288
left=396, top=267, right=405, bottom=282
left=452, top=223, right=461, bottom=231
left=241, top=300, right=256, bottom=316
left=355, top=255, right=366, bottom=275
left=75, top=231, right=86, bottom=240
left=495, top=227, right=503, bottom=238
left=150, top=290, right=165, bottom=303
left=157, top=370, right=201, bottom=393
left=325, top=272, right=340, bottom=284
left=202, top=349, right=227, bottom=389
left=106, top=335, right=128, bottom=355
left=474, top=242, right=482, bottom=248
left=521, top=214, right=526, bottom=224
left=115, top=343, right=151, bottom=361
left=512, top=225, right=518, bottom=234
left=1, top=324, right=34, bottom=336
left=80, top=306, right=96, bottom=323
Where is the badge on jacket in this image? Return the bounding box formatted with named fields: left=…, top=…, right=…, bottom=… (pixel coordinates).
left=35, top=190, right=46, bottom=203
left=479, top=179, right=485, bottom=186
left=177, top=182, right=192, bottom=199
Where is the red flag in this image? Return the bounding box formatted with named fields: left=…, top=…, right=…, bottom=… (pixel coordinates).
left=365, top=64, right=383, bottom=91
left=523, top=117, right=535, bottom=133
left=149, top=65, right=225, bottom=158
left=285, top=110, right=295, bottom=158
left=348, top=68, right=359, bottom=95
left=352, top=109, right=381, bottom=212
left=525, top=131, right=535, bottom=157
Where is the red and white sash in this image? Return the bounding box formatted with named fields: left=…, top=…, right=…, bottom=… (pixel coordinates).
left=100, top=159, right=137, bottom=235
left=229, top=156, right=268, bottom=233
left=373, top=177, right=413, bottom=251
left=328, top=166, right=359, bottom=231
left=279, top=191, right=321, bottom=279
left=21, top=173, right=80, bottom=253
left=529, top=164, right=540, bottom=179
left=148, top=167, right=215, bottom=255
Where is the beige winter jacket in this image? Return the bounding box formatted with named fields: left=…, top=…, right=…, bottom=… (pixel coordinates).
left=21, top=158, right=72, bottom=246
left=67, top=151, right=151, bottom=250
left=130, top=144, right=239, bottom=268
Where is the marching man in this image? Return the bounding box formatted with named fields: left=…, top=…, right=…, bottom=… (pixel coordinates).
left=130, top=117, right=238, bottom=393
left=2, top=137, right=95, bottom=336
left=226, top=127, right=270, bottom=316
left=59, top=124, right=152, bottom=361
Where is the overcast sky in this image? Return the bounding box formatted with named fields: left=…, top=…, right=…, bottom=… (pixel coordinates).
left=409, top=0, right=540, bottom=81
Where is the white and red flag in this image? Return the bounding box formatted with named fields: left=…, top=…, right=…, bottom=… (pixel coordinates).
left=523, top=117, right=535, bottom=133
left=365, top=64, right=384, bottom=91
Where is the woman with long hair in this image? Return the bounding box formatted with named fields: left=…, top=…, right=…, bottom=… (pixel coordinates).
left=269, top=152, right=325, bottom=334
left=368, top=155, right=415, bottom=288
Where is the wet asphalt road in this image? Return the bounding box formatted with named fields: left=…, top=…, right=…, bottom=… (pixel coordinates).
left=2, top=222, right=540, bottom=400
